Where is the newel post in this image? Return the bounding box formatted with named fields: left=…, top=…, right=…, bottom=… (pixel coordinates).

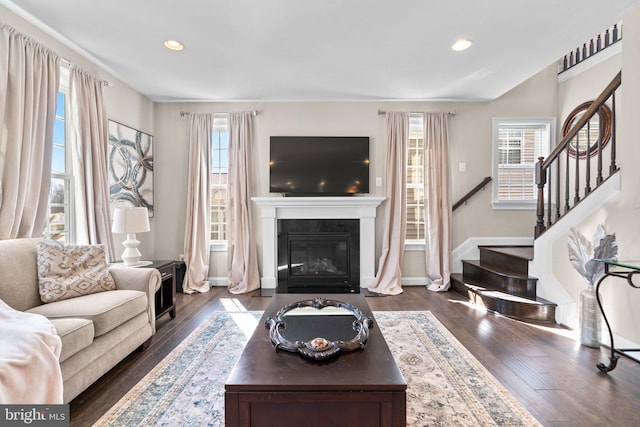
left=535, top=157, right=546, bottom=238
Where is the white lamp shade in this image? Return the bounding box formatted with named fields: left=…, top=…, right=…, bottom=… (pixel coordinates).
left=111, top=207, right=150, bottom=234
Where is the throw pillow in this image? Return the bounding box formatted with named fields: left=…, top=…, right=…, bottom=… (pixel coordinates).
left=36, top=241, right=116, bottom=303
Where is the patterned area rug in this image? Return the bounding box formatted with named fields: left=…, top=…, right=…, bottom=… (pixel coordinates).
left=94, top=310, right=541, bottom=427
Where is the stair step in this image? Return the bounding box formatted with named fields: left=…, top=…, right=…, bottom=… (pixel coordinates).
left=478, top=245, right=533, bottom=276
left=451, top=273, right=556, bottom=323
left=462, top=259, right=538, bottom=299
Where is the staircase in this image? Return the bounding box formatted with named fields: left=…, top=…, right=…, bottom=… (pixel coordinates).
left=451, top=246, right=557, bottom=322
left=449, top=70, right=621, bottom=324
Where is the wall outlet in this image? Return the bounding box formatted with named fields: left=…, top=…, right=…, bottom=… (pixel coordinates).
left=458, top=162, right=467, bottom=172
left=179, top=253, right=185, bottom=261
left=376, top=177, right=383, bottom=187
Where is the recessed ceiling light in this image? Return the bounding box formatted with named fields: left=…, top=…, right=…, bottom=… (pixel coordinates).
left=164, top=40, right=184, bottom=51
left=452, top=39, right=472, bottom=51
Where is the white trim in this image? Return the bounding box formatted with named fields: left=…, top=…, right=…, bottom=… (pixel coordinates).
left=607, top=334, right=640, bottom=363
left=529, top=171, right=621, bottom=326
left=210, top=125, right=229, bottom=242
left=59, top=64, right=70, bottom=93
left=451, top=236, right=534, bottom=274
left=402, top=277, right=428, bottom=286
left=252, top=196, right=384, bottom=289
left=491, top=117, right=556, bottom=210
left=405, top=241, right=426, bottom=251
left=210, top=241, right=228, bottom=252
left=557, top=42, right=622, bottom=83
left=208, top=277, right=228, bottom=286
left=491, top=201, right=537, bottom=210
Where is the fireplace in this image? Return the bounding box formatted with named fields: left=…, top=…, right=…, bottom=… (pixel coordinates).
left=252, top=196, right=385, bottom=291
left=278, top=219, right=359, bottom=293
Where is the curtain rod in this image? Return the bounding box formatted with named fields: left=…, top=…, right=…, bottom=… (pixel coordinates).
left=179, top=110, right=260, bottom=118
left=1, top=23, right=112, bottom=87
left=377, top=109, right=456, bottom=116
left=61, top=57, right=111, bottom=87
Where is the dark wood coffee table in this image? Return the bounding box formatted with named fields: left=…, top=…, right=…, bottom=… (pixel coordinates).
left=225, top=293, right=407, bottom=427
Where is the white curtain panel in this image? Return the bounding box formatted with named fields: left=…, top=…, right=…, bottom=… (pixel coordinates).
left=0, top=24, right=60, bottom=239
left=424, top=113, right=452, bottom=291
left=68, top=67, right=115, bottom=260
left=227, top=112, right=260, bottom=294
left=369, top=112, right=408, bottom=295
left=183, top=113, right=212, bottom=294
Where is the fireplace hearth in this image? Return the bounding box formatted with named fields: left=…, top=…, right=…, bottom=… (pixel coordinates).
left=278, top=219, right=359, bottom=293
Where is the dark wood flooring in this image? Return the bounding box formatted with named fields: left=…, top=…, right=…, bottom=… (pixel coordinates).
left=70, top=287, right=640, bottom=426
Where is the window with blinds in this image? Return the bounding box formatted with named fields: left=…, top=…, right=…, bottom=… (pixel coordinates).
left=491, top=118, right=555, bottom=210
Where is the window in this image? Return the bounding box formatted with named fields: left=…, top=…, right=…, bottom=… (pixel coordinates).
left=43, top=89, right=74, bottom=242
left=406, top=114, right=425, bottom=243
left=491, top=117, right=555, bottom=209
left=210, top=116, right=229, bottom=249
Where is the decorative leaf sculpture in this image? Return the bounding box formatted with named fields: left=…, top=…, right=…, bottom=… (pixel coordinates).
left=567, top=224, right=618, bottom=286
left=568, top=228, right=592, bottom=280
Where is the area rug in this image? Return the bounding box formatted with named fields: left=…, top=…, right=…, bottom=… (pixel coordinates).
left=94, top=310, right=541, bottom=427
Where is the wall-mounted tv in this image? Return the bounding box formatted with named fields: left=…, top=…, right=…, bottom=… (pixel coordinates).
left=269, top=136, right=370, bottom=196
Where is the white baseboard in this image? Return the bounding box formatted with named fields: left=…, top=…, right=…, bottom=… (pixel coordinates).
left=607, top=334, right=640, bottom=363
left=209, top=277, right=228, bottom=287
left=401, top=237, right=532, bottom=290
left=401, top=277, right=428, bottom=286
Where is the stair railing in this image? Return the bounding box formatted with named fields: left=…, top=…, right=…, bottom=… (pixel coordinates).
left=453, top=176, right=492, bottom=212
left=535, top=71, right=621, bottom=238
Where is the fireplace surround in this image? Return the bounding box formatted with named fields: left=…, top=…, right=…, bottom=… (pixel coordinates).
left=252, top=196, right=385, bottom=291
left=278, top=219, right=359, bottom=293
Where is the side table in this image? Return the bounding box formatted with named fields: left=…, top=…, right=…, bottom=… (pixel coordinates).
left=594, top=259, right=640, bottom=372
left=147, top=260, right=177, bottom=320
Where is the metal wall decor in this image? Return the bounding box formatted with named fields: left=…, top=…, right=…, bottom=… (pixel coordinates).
left=562, top=101, right=612, bottom=159
left=108, top=120, right=154, bottom=216
left=265, top=297, right=373, bottom=360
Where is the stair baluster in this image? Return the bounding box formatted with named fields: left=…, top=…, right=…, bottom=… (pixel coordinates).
left=534, top=71, right=620, bottom=238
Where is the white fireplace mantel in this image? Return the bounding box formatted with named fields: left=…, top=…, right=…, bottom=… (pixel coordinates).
left=252, top=196, right=385, bottom=289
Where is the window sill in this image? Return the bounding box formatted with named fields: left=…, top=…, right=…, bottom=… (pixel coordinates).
left=405, top=240, right=426, bottom=251
left=210, top=241, right=228, bottom=252
left=491, top=201, right=536, bottom=210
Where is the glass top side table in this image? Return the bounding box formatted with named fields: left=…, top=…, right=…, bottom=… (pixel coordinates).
left=594, top=259, right=640, bottom=372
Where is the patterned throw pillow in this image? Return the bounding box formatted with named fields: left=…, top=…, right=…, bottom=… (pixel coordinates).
left=36, top=241, right=116, bottom=303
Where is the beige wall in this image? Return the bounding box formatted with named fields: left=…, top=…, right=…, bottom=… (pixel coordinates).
left=450, top=65, right=558, bottom=246
left=152, top=64, right=558, bottom=281
left=548, top=8, right=640, bottom=343
left=12, top=2, right=640, bottom=347
left=2, top=4, right=560, bottom=282
left=552, top=53, right=623, bottom=310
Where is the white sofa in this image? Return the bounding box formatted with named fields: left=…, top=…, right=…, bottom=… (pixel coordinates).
left=0, top=238, right=161, bottom=403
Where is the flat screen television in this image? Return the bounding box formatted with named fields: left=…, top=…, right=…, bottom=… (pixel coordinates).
left=269, top=136, right=370, bottom=196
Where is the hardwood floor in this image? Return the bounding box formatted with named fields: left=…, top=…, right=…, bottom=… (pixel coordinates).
left=70, top=287, right=640, bottom=426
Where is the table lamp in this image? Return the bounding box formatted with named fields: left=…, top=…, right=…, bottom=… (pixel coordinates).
left=111, top=206, right=150, bottom=266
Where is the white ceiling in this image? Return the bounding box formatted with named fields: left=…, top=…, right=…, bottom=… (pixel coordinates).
left=2, top=0, right=639, bottom=102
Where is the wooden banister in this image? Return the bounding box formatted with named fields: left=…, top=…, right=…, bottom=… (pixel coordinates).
left=535, top=71, right=621, bottom=238
left=542, top=71, right=621, bottom=170
left=453, top=176, right=492, bottom=211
